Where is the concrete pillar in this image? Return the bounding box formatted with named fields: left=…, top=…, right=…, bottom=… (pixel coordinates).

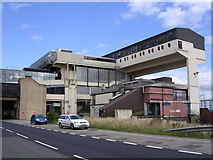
left=186, top=58, right=200, bottom=115
left=64, top=64, right=77, bottom=114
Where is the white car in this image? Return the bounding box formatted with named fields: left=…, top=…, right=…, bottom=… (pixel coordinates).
left=58, top=114, right=90, bottom=129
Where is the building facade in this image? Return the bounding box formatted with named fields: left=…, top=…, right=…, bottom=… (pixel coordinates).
left=1, top=28, right=206, bottom=120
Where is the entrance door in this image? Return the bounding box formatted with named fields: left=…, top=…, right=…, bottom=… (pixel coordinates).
left=147, top=103, right=160, bottom=116
left=2, top=100, right=17, bottom=119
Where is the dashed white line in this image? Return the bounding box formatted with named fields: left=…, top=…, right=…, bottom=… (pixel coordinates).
left=79, top=134, right=87, bottom=137
left=146, top=145, right=163, bottom=149
left=31, top=126, right=35, bottom=127
left=91, top=137, right=100, bottom=140
left=47, top=129, right=51, bottom=131
left=54, top=130, right=58, bottom=132
left=0, top=127, right=4, bottom=129
left=16, top=133, right=29, bottom=139
left=123, top=142, right=137, bottom=146
left=70, top=133, right=76, bottom=135
left=178, top=150, right=202, bottom=155
left=41, top=128, right=45, bottom=130
left=106, top=139, right=116, bottom=142
left=5, top=129, right=13, bottom=133
left=61, top=131, right=67, bottom=133
left=35, top=140, right=58, bottom=150
left=36, top=127, right=39, bottom=129
left=73, top=154, right=88, bottom=160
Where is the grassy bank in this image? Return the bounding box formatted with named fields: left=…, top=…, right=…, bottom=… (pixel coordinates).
left=85, top=117, right=213, bottom=139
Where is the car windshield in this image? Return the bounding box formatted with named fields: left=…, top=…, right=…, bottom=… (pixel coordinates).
left=35, top=114, right=45, bottom=118
left=70, top=115, right=83, bottom=119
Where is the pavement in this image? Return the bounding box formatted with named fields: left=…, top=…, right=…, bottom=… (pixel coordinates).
left=2, top=119, right=212, bottom=156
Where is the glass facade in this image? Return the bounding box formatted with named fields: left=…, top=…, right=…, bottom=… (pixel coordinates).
left=0, top=69, right=57, bottom=83
left=76, top=66, right=126, bottom=86
left=47, top=85, right=65, bottom=94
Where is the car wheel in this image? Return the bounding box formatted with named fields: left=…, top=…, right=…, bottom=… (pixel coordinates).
left=59, top=123, right=63, bottom=129
left=44, top=122, right=47, bottom=125
left=30, top=121, right=33, bottom=124
left=84, top=127, right=88, bottom=129
left=70, top=123, right=74, bottom=130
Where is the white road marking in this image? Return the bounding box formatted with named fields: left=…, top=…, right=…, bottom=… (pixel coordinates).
left=79, top=134, right=86, bottom=137
left=61, top=131, right=66, bottom=133
left=91, top=137, right=100, bottom=140
left=73, top=154, right=88, bottom=160
left=106, top=139, right=116, bottom=142
left=5, top=129, right=13, bottom=133
left=146, top=145, right=163, bottom=149
left=31, top=126, right=35, bottom=127
left=0, top=127, right=3, bottom=129
left=178, top=150, right=202, bottom=155
left=35, top=140, right=58, bottom=150
left=54, top=130, right=58, bottom=132
left=36, top=127, right=39, bottom=128
left=41, top=128, right=45, bottom=129
left=123, top=142, right=137, bottom=146
left=70, top=133, right=76, bottom=135
left=16, top=133, right=29, bottom=139
left=47, top=129, right=51, bottom=131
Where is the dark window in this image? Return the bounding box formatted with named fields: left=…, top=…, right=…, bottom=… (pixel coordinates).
left=143, top=51, right=145, bottom=56
left=127, top=57, right=129, bottom=60
left=158, top=46, right=160, bottom=51
left=139, top=52, right=142, bottom=56
left=151, top=48, right=154, bottom=53
left=178, top=41, right=183, bottom=49
left=134, top=54, right=136, bottom=58
left=124, top=58, right=126, bottom=61
left=174, top=90, right=187, bottom=101
left=148, top=49, right=150, bottom=54
left=47, top=85, right=65, bottom=94
left=168, top=43, right=171, bottom=48
left=161, top=45, right=164, bottom=50
left=120, top=59, right=122, bottom=63
left=131, top=55, right=134, bottom=59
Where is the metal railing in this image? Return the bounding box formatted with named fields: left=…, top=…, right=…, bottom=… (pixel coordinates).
left=165, top=126, right=213, bottom=132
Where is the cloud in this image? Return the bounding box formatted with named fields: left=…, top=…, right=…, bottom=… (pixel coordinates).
left=30, top=35, right=43, bottom=40
left=98, top=43, right=107, bottom=48
left=9, top=3, right=31, bottom=10
left=76, top=49, right=88, bottom=54
left=121, top=2, right=211, bottom=28
left=205, top=35, right=212, bottom=45
left=20, top=24, right=37, bottom=29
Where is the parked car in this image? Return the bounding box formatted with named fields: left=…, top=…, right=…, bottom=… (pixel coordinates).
left=30, top=114, right=47, bottom=125
left=58, top=114, right=89, bottom=129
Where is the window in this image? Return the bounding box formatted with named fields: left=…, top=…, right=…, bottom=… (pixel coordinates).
left=124, top=58, right=126, bottom=61
left=76, top=66, right=87, bottom=82
left=88, top=68, right=98, bottom=83
left=120, top=59, right=122, bottom=63
left=143, top=51, right=145, bottom=56
left=158, top=46, right=160, bottom=51
left=134, top=54, right=136, bottom=58
left=77, top=86, right=90, bottom=95
left=178, top=41, right=183, bottom=49
left=148, top=49, right=150, bottom=54
left=174, top=90, right=187, bottom=101
left=99, top=69, right=108, bottom=83
left=161, top=45, right=164, bottom=50
left=131, top=55, right=134, bottom=59
left=47, top=85, right=65, bottom=94
left=168, top=43, right=171, bottom=48
left=151, top=48, right=154, bottom=53
left=139, top=52, right=142, bottom=56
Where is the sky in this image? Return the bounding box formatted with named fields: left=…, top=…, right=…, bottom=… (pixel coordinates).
left=1, top=1, right=212, bottom=98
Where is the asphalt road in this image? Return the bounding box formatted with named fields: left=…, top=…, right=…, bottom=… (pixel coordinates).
left=1, top=121, right=212, bottom=159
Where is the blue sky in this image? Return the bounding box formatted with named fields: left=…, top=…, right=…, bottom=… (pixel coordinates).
left=1, top=2, right=212, bottom=98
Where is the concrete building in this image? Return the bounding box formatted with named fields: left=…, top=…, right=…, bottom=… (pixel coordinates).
left=1, top=27, right=205, bottom=120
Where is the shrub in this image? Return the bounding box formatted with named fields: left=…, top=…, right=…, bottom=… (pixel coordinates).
left=46, top=111, right=59, bottom=122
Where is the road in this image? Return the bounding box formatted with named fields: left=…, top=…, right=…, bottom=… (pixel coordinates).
left=1, top=121, right=212, bottom=159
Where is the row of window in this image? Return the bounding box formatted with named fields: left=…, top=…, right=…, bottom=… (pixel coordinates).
left=119, top=42, right=172, bottom=63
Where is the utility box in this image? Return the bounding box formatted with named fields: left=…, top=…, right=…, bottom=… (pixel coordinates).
left=115, top=109, right=132, bottom=119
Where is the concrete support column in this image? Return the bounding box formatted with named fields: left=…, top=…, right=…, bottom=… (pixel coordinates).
left=186, top=58, right=200, bottom=115
left=64, top=63, right=77, bottom=114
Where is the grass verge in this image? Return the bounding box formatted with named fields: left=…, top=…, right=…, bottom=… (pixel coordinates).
left=84, top=117, right=213, bottom=139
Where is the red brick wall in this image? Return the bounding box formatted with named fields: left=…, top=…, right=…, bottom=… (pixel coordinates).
left=162, top=102, right=188, bottom=117
left=200, top=108, right=213, bottom=124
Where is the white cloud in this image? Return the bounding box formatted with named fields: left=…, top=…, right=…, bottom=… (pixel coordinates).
left=157, top=2, right=211, bottom=28
left=30, top=35, right=43, bottom=40
left=20, top=24, right=37, bottom=29
left=9, top=3, right=31, bottom=10
left=98, top=43, right=107, bottom=47
left=121, top=2, right=211, bottom=28
left=76, top=49, right=88, bottom=54
left=205, top=35, right=212, bottom=45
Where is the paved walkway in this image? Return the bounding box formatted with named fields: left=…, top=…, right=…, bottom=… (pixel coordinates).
left=2, top=120, right=212, bottom=155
